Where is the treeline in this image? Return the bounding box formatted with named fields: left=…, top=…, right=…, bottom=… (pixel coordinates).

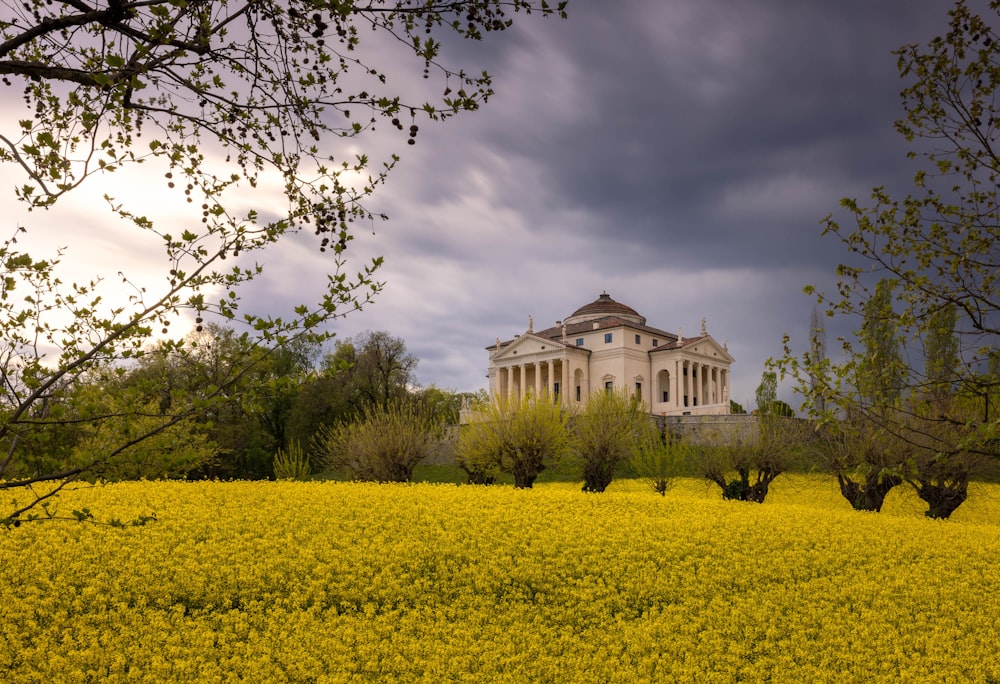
left=2, top=326, right=474, bottom=485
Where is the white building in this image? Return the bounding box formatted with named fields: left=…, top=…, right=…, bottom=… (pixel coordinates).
left=487, top=292, right=734, bottom=416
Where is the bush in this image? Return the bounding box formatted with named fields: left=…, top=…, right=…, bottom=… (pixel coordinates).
left=632, top=430, right=692, bottom=496
left=456, top=394, right=570, bottom=488
left=273, top=441, right=310, bottom=480
left=314, top=402, right=442, bottom=482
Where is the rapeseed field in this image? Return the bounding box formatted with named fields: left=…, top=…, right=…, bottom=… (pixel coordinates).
left=2, top=477, right=998, bottom=682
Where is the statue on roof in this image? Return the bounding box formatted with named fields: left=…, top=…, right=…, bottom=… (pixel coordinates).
left=701, top=317, right=707, bottom=336
left=528, top=315, right=533, bottom=333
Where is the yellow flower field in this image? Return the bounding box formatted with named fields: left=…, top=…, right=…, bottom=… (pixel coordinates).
left=2, top=477, right=999, bottom=683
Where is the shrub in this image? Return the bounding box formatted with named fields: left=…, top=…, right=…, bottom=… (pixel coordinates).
left=314, top=402, right=442, bottom=482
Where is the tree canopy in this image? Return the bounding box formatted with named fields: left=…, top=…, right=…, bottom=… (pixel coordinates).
left=782, top=0, right=999, bottom=518
left=0, top=1, right=567, bottom=523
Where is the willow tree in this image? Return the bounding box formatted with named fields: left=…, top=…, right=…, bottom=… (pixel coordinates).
left=0, top=1, right=567, bottom=524
left=456, top=394, right=570, bottom=488
left=571, top=388, right=653, bottom=493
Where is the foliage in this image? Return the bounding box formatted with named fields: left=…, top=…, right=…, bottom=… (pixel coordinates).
left=811, top=415, right=906, bottom=512
left=315, top=400, right=442, bottom=483
left=2, top=479, right=1000, bottom=681
left=784, top=0, right=999, bottom=471
left=66, top=375, right=218, bottom=482
left=782, top=1, right=1000, bottom=519
left=632, top=430, right=692, bottom=496
left=456, top=394, right=570, bottom=488
left=809, top=305, right=828, bottom=413
left=0, top=1, right=566, bottom=521
left=699, top=370, right=807, bottom=503
left=273, top=441, right=310, bottom=481
left=570, top=388, right=653, bottom=493
left=285, top=330, right=420, bottom=447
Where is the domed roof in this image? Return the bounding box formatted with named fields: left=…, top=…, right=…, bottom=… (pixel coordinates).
left=565, top=292, right=646, bottom=326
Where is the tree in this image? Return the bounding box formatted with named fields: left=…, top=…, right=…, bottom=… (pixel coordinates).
left=571, top=388, right=653, bottom=493
left=284, top=329, right=420, bottom=450
left=856, top=279, right=907, bottom=410
left=350, top=331, right=418, bottom=409
left=811, top=415, right=905, bottom=513
left=793, top=0, right=999, bottom=462
left=809, top=306, right=828, bottom=413
left=782, top=2, right=1000, bottom=518
left=699, top=368, right=805, bottom=503
left=905, top=308, right=983, bottom=518
left=314, top=400, right=442, bottom=483
left=632, top=429, right=692, bottom=496
left=0, top=2, right=567, bottom=522
left=922, top=303, right=960, bottom=403
left=456, top=394, right=570, bottom=488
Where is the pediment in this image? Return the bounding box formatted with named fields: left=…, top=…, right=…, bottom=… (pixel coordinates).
left=492, top=333, right=563, bottom=362
left=684, top=335, right=734, bottom=363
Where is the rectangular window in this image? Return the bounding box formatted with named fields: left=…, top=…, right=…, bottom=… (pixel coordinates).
left=604, top=333, right=613, bottom=343
left=575, top=338, right=584, bottom=346
left=605, top=380, right=614, bottom=392
left=634, top=334, right=641, bottom=344
left=635, top=382, right=642, bottom=396
left=652, top=339, right=659, bottom=347
left=575, top=385, right=581, bottom=402
left=553, top=382, right=560, bottom=398
left=684, top=396, right=689, bottom=407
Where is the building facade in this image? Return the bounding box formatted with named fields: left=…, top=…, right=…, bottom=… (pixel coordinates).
left=487, top=292, right=734, bottom=416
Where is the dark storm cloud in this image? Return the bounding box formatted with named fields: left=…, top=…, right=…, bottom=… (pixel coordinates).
left=456, top=0, right=951, bottom=271
left=325, top=0, right=962, bottom=398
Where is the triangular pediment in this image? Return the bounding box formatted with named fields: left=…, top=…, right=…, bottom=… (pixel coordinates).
left=492, top=333, right=565, bottom=362
left=683, top=335, right=734, bottom=363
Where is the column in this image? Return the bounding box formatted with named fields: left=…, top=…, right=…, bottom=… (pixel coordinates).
left=562, top=358, right=570, bottom=407
left=674, top=360, right=680, bottom=408
left=534, top=362, right=542, bottom=396
left=680, top=360, right=687, bottom=407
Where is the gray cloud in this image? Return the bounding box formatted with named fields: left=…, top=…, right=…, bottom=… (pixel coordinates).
left=0, top=0, right=962, bottom=408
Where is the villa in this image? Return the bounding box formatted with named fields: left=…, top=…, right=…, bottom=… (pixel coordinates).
left=487, top=292, right=734, bottom=416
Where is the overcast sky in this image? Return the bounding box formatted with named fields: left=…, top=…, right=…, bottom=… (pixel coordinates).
left=2, top=0, right=963, bottom=408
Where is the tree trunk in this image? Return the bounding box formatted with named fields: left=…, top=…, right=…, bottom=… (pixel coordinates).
left=581, top=458, right=614, bottom=493
left=837, top=472, right=901, bottom=512
left=915, top=481, right=968, bottom=519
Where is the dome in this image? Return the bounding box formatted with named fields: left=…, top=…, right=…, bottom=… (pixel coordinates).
left=564, top=292, right=646, bottom=326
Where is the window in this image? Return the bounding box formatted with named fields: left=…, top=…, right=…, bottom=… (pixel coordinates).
left=575, top=338, right=584, bottom=347
left=553, top=382, right=560, bottom=398
left=634, top=334, right=641, bottom=344
left=652, top=339, right=659, bottom=347
left=575, top=385, right=581, bottom=401
left=604, top=333, right=613, bottom=344
left=605, top=380, right=614, bottom=393
left=635, top=382, right=642, bottom=396
left=662, top=390, right=669, bottom=402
